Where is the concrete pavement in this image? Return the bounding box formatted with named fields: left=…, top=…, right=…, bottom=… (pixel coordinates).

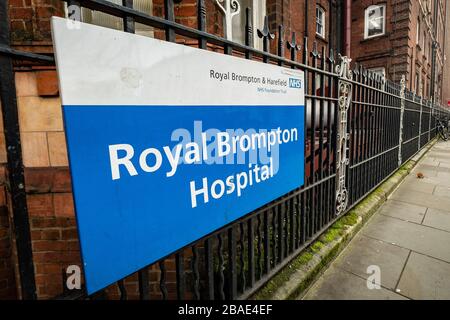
left=302, top=140, right=450, bottom=300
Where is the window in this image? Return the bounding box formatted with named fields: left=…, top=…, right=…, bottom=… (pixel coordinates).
left=231, top=0, right=266, bottom=49
left=416, top=21, right=420, bottom=45
left=66, top=0, right=154, bottom=37
left=364, top=5, right=386, bottom=39
left=415, top=72, right=420, bottom=94
left=422, top=32, right=426, bottom=54
left=316, top=6, right=325, bottom=38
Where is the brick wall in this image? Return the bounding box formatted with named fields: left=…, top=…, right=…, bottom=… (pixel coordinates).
left=351, top=0, right=446, bottom=94
left=9, top=0, right=64, bottom=43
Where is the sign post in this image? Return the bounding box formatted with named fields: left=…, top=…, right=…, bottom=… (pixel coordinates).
left=52, top=17, right=305, bottom=294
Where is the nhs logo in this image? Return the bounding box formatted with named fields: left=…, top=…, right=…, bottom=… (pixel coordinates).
left=289, top=78, right=302, bottom=89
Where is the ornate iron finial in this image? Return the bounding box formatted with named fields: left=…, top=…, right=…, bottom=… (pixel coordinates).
left=257, top=16, right=275, bottom=53
left=335, top=54, right=353, bottom=80
left=277, top=25, right=285, bottom=58
left=257, top=16, right=275, bottom=40
left=287, top=32, right=301, bottom=54
left=328, top=48, right=335, bottom=65
left=353, top=62, right=360, bottom=76
left=287, top=32, right=300, bottom=62
left=215, top=0, right=241, bottom=40
left=311, top=41, right=321, bottom=59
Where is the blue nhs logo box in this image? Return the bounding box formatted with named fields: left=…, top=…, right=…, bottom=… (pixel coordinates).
left=289, top=78, right=302, bottom=89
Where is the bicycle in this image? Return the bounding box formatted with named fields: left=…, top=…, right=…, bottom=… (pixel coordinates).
left=437, top=117, right=449, bottom=141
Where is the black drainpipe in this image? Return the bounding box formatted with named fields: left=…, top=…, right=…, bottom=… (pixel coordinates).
left=430, top=0, right=439, bottom=102
left=304, top=0, right=308, bottom=37
left=0, top=1, right=37, bottom=300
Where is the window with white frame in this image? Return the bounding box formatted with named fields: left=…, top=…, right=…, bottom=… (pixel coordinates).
left=416, top=21, right=420, bottom=45
left=364, top=4, right=386, bottom=39
left=415, top=72, right=420, bottom=94
left=316, top=6, right=325, bottom=38
left=231, top=0, right=266, bottom=50
left=66, top=0, right=154, bottom=37
left=422, top=31, right=426, bottom=53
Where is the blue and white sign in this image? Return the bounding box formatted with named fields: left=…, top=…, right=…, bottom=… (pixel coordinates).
left=51, top=17, right=305, bottom=294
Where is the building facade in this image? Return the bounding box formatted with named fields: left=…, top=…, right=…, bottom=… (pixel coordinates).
left=350, top=0, right=447, bottom=103
left=442, top=0, right=450, bottom=108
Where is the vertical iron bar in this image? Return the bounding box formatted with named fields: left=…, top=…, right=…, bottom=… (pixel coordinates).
left=277, top=25, right=284, bottom=66
left=117, top=280, right=127, bottom=300
left=192, top=246, right=200, bottom=300
left=245, top=7, right=253, bottom=59
left=197, top=0, right=207, bottom=49
left=164, top=0, right=176, bottom=42
left=228, top=227, right=237, bottom=299
left=0, top=1, right=37, bottom=300
left=218, top=233, right=225, bottom=300
left=138, top=267, right=150, bottom=300
left=175, top=252, right=185, bottom=300
left=247, top=218, right=255, bottom=288
left=159, top=261, right=168, bottom=300
left=238, top=222, right=246, bottom=293
left=263, top=210, right=270, bottom=273
left=310, top=42, right=319, bottom=232
left=289, top=197, right=295, bottom=254
left=122, top=0, right=135, bottom=33
left=204, top=238, right=214, bottom=300
left=277, top=204, right=284, bottom=263
left=256, top=214, right=262, bottom=279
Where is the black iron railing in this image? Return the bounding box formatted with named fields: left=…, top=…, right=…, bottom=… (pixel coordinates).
left=1, top=0, right=450, bottom=300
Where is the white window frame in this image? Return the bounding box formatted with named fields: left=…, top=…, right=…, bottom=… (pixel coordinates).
left=364, top=4, right=386, bottom=39
left=316, top=6, right=325, bottom=38
left=416, top=21, right=420, bottom=45
left=422, top=31, right=426, bottom=53
left=415, top=72, right=420, bottom=94
left=65, top=0, right=154, bottom=37
left=230, top=0, right=266, bottom=50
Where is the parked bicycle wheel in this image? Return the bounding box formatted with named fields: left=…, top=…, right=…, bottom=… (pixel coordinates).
left=439, top=126, right=449, bottom=141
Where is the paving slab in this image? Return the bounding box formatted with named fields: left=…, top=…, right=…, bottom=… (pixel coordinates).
left=335, top=235, right=410, bottom=290
left=363, top=214, right=450, bottom=263
left=396, top=252, right=450, bottom=300
left=433, top=185, right=450, bottom=197
left=403, top=173, right=450, bottom=188
left=390, top=189, right=450, bottom=212
left=436, top=172, right=450, bottom=181
left=378, top=199, right=427, bottom=223
left=439, top=162, right=450, bottom=169
left=303, top=267, right=407, bottom=300
left=399, top=179, right=436, bottom=194
left=422, top=208, right=450, bottom=232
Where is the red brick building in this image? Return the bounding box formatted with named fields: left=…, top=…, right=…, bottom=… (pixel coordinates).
left=442, top=0, right=450, bottom=108
left=350, top=0, right=447, bottom=102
